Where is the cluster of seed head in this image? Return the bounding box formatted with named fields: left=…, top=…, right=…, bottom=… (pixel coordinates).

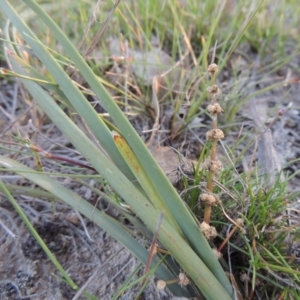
left=178, top=272, right=190, bottom=287
left=199, top=193, right=220, bottom=206
left=206, top=128, right=224, bottom=140
left=157, top=280, right=167, bottom=290
left=207, top=103, right=223, bottom=115
left=156, top=272, right=190, bottom=290
left=207, top=63, right=218, bottom=75
left=202, top=159, right=222, bottom=173
left=206, top=64, right=224, bottom=131
left=200, top=63, right=224, bottom=240
left=206, top=85, right=222, bottom=101
left=200, top=221, right=218, bottom=240
left=206, top=65, right=224, bottom=158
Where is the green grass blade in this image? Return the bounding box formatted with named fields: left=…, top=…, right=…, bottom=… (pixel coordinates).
left=220, top=0, right=264, bottom=71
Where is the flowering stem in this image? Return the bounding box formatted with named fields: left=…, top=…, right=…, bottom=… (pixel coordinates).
left=203, top=64, right=222, bottom=225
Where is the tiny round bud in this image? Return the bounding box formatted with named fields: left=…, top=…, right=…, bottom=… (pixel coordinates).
left=200, top=222, right=218, bottom=240
left=200, top=221, right=210, bottom=231
left=207, top=103, right=224, bottom=115
left=199, top=193, right=219, bottom=206
left=209, top=160, right=222, bottom=173
left=178, top=272, right=190, bottom=286
left=206, top=84, right=222, bottom=95
left=157, top=280, right=166, bottom=290
left=202, top=159, right=222, bottom=173
left=206, top=129, right=224, bottom=140
left=206, top=85, right=222, bottom=101
left=208, top=226, right=217, bottom=239
left=208, top=63, right=218, bottom=76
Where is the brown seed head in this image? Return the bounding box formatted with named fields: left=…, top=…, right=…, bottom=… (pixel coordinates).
left=206, top=129, right=224, bottom=140
left=207, top=85, right=222, bottom=100
left=157, top=280, right=166, bottom=290
left=199, top=193, right=219, bottom=206
left=200, top=222, right=218, bottom=240
left=208, top=63, right=219, bottom=76
left=209, top=160, right=222, bottom=173
left=178, top=272, right=190, bottom=286
left=207, top=103, right=224, bottom=115
left=202, top=159, right=222, bottom=172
